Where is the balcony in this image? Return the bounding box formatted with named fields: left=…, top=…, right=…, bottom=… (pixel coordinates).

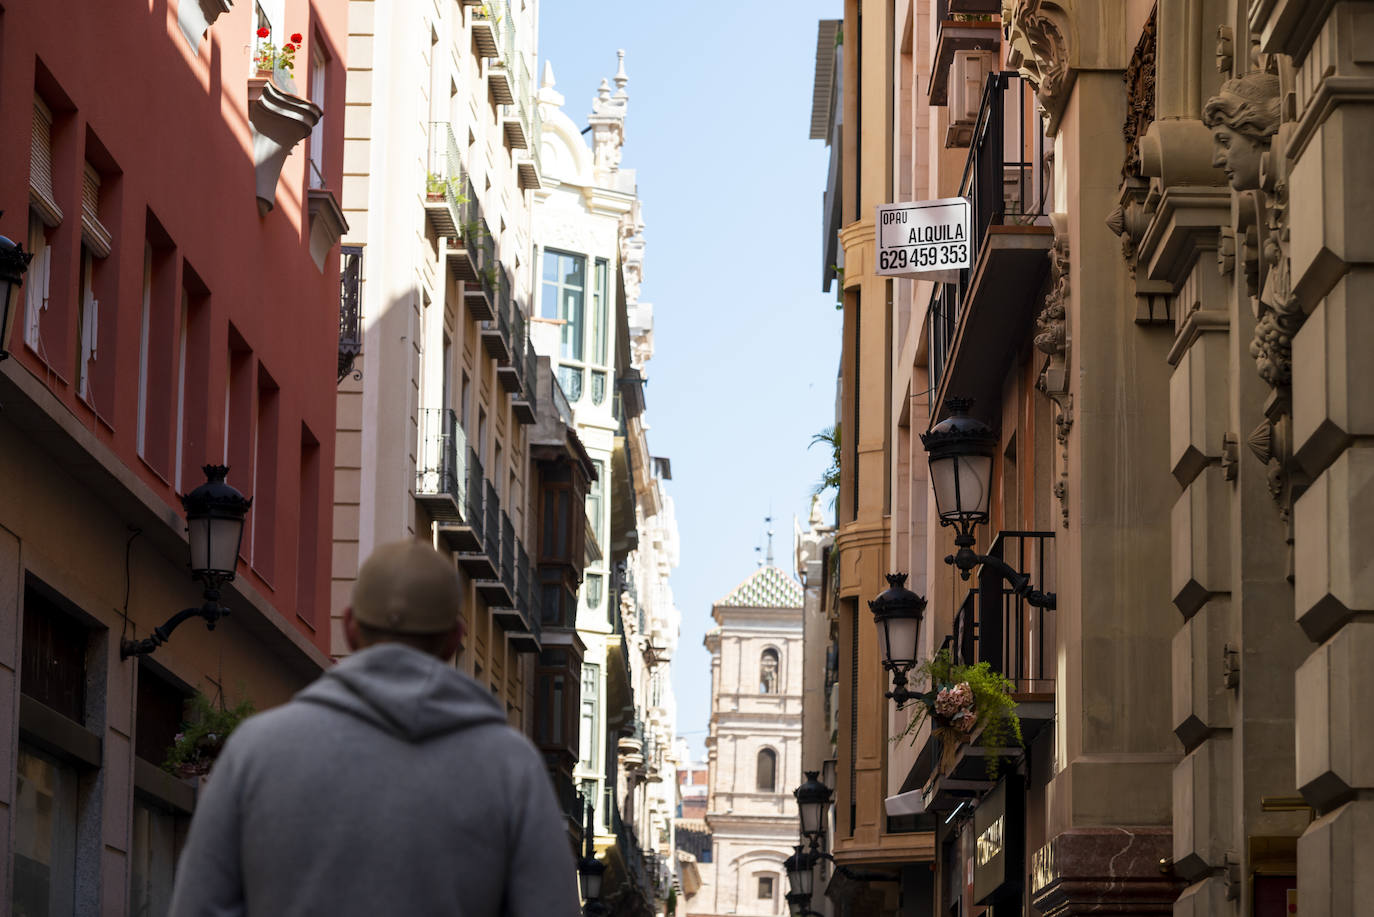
left=472, top=483, right=507, bottom=602
left=456, top=457, right=497, bottom=577
left=462, top=218, right=498, bottom=322
left=415, top=408, right=470, bottom=524
left=915, top=531, right=1055, bottom=812
left=338, top=245, right=362, bottom=384
left=929, top=0, right=1002, bottom=106
left=497, top=545, right=540, bottom=652
left=511, top=339, right=538, bottom=425
left=470, top=3, right=500, bottom=58
left=496, top=306, right=524, bottom=391
left=480, top=269, right=513, bottom=364
left=927, top=72, right=1053, bottom=420
left=502, top=56, right=532, bottom=149
left=608, top=795, right=655, bottom=904
left=424, top=122, right=467, bottom=238
left=443, top=173, right=482, bottom=284
left=487, top=59, right=514, bottom=105
left=516, top=103, right=543, bottom=190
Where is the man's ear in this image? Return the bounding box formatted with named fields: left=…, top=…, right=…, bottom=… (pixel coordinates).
left=343, top=607, right=363, bottom=652
left=439, top=620, right=464, bottom=661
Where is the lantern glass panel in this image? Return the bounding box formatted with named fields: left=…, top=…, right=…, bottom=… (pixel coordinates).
left=580, top=862, right=604, bottom=901
left=798, top=796, right=825, bottom=839
left=881, top=614, right=920, bottom=670
left=787, top=859, right=813, bottom=897
left=930, top=453, right=992, bottom=523
left=208, top=515, right=244, bottom=575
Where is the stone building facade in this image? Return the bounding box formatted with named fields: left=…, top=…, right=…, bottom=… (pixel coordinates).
left=809, top=1, right=1374, bottom=916
left=535, top=55, right=682, bottom=917
left=690, top=565, right=805, bottom=917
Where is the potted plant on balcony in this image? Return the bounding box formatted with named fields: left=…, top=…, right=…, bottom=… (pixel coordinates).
left=896, top=648, right=1021, bottom=778
left=163, top=690, right=256, bottom=780
left=254, top=27, right=302, bottom=84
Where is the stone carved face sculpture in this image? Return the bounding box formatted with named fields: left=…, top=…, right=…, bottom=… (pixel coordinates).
left=1202, top=73, right=1281, bottom=191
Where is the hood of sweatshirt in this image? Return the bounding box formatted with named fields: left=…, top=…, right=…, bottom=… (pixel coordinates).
left=296, top=643, right=506, bottom=742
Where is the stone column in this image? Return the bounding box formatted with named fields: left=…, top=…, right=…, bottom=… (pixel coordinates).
left=1261, top=4, right=1374, bottom=915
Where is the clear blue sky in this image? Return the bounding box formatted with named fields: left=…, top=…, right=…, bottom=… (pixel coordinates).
left=538, top=0, right=843, bottom=762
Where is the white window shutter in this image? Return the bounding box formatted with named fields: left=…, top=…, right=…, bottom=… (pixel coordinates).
left=81, top=163, right=111, bottom=258
left=29, top=98, right=62, bottom=226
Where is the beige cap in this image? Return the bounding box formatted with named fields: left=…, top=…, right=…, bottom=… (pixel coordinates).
left=351, top=541, right=463, bottom=634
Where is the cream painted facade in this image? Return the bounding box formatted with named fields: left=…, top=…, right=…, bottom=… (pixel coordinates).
left=332, top=0, right=544, bottom=727
left=535, top=56, right=682, bottom=917
left=691, top=566, right=805, bottom=917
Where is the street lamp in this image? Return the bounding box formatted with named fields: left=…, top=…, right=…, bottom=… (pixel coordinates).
left=578, top=801, right=606, bottom=915
left=120, top=465, right=253, bottom=659
left=0, top=224, right=35, bottom=360
left=795, top=771, right=831, bottom=848
left=792, top=779, right=897, bottom=884
left=868, top=573, right=927, bottom=707
left=921, top=398, right=1056, bottom=609
left=785, top=845, right=814, bottom=899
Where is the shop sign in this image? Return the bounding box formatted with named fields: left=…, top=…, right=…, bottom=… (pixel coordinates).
left=973, top=774, right=1024, bottom=905
left=875, top=197, right=971, bottom=282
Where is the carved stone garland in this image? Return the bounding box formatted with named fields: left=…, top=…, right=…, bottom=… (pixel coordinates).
left=1035, top=214, right=1072, bottom=529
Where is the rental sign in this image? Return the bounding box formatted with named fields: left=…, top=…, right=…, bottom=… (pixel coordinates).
left=875, top=197, right=971, bottom=283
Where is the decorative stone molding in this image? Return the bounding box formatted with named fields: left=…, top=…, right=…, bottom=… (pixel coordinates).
left=1035, top=214, right=1071, bottom=528
left=177, top=0, right=232, bottom=51
left=1203, top=68, right=1312, bottom=525
left=247, top=76, right=321, bottom=217
left=306, top=190, right=348, bottom=272
left=1002, top=0, right=1072, bottom=130
left=1122, top=6, right=1156, bottom=182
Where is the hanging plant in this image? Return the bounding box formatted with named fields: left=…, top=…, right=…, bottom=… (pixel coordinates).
left=163, top=691, right=256, bottom=779
left=894, top=649, right=1022, bottom=778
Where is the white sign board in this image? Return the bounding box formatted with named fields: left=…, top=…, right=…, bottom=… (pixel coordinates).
left=875, top=197, right=971, bottom=283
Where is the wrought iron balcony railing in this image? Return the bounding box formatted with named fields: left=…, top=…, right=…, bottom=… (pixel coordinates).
left=951, top=530, right=1055, bottom=694
left=415, top=408, right=468, bottom=516
left=926, top=71, right=1048, bottom=410
left=425, top=122, right=469, bottom=238
left=338, top=245, right=362, bottom=383
left=500, top=512, right=516, bottom=594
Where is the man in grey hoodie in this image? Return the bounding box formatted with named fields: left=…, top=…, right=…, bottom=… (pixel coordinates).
left=169, top=540, right=582, bottom=917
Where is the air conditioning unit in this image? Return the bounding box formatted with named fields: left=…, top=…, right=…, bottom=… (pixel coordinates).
left=945, top=50, right=996, bottom=148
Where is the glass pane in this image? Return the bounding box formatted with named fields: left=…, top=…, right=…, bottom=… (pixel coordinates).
left=542, top=253, right=559, bottom=283
left=593, top=259, right=608, bottom=364
left=130, top=800, right=181, bottom=917
left=562, top=254, right=584, bottom=288
left=540, top=280, right=560, bottom=321
left=13, top=746, right=78, bottom=917
left=562, top=289, right=584, bottom=361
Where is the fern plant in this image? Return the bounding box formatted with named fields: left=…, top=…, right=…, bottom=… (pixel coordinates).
left=894, top=648, right=1022, bottom=778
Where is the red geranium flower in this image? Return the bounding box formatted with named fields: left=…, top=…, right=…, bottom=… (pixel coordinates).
left=290, top=32, right=303, bottom=43
left=283, top=43, right=295, bottom=51
left=256, top=26, right=270, bottom=38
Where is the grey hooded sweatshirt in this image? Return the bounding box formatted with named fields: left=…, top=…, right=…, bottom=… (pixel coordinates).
left=169, top=644, right=581, bottom=917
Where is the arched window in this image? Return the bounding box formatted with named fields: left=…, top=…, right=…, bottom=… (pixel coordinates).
left=756, top=748, right=777, bottom=792
left=759, top=648, right=779, bottom=694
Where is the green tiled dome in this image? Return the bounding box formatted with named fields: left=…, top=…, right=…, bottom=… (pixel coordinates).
left=716, top=565, right=804, bottom=609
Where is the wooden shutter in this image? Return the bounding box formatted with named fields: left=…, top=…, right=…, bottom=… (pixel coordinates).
left=81, top=163, right=111, bottom=258
left=29, top=98, right=62, bottom=226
